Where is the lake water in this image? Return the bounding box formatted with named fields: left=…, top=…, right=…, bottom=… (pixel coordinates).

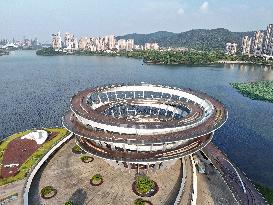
left=0, top=50, right=273, bottom=188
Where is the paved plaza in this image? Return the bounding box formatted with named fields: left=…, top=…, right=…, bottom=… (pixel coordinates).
left=28, top=138, right=183, bottom=205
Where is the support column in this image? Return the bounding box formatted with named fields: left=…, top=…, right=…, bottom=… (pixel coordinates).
left=137, top=163, right=139, bottom=174
left=163, top=143, right=167, bottom=151
left=150, top=144, right=153, bottom=152
left=157, top=162, right=161, bottom=170
left=122, top=143, right=126, bottom=151
left=110, top=143, right=115, bottom=151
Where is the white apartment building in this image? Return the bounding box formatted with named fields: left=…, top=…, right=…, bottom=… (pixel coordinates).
left=117, top=39, right=127, bottom=50
left=225, top=43, right=237, bottom=55
left=145, top=43, right=159, bottom=50
left=242, top=36, right=252, bottom=55
left=105, top=35, right=116, bottom=50
left=264, top=24, right=273, bottom=56
left=126, top=39, right=134, bottom=51
left=252, top=31, right=264, bottom=56
left=51, top=32, right=62, bottom=50
left=63, top=33, right=78, bottom=52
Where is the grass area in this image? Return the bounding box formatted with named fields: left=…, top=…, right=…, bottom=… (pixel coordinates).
left=255, top=183, right=273, bottom=205
left=0, top=128, right=69, bottom=186
left=231, top=81, right=273, bottom=103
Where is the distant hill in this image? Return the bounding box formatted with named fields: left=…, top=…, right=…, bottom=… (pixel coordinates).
left=117, top=28, right=256, bottom=51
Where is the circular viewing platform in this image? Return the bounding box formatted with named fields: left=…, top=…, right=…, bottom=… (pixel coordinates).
left=63, top=83, right=228, bottom=169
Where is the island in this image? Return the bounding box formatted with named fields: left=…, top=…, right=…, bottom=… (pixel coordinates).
left=231, top=81, right=273, bottom=103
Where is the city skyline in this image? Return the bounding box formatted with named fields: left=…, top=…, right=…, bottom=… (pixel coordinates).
left=1, top=0, right=273, bottom=42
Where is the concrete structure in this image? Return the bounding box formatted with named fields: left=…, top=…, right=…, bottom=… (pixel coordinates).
left=225, top=43, right=237, bottom=55
left=63, top=84, right=228, bottom=171
left=242, top=36, right=252, bottom=55
left=21, top=130, right=48, bottom=145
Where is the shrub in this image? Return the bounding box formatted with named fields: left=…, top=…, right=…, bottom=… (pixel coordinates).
left=91, top=174, right=102, bottom=182
left=136, top=176, right=155, bottom=194
left=134, top=198, right=145, bottom=205
left=41, top=186, right=56, bottom=196
left=72, top=145, right=85, bottom=154
left=80, top=155, right=94, bottom=163
left=65, top=201, right=74, bottom=205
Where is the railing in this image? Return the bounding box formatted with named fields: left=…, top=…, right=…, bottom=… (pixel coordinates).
left=174, top=157, right=187, bottom=205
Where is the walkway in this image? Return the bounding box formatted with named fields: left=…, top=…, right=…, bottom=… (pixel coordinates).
left=203, top=143, right=267, bottom=205
left=0, top=179, right=25, bottom=205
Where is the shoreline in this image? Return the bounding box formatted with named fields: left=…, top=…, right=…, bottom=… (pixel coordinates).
left=35, top=48, right=273, bottom=67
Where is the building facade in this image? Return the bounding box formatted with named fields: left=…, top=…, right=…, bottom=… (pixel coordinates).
left=225, top=43, right=237, bottom=55
left=51, top=32, right=62, bottom=50
left=242, top=36, right=252, bottom=55
left=252, top=31, right=264, bottom=56
left=264, top=24, right=273, bottom=56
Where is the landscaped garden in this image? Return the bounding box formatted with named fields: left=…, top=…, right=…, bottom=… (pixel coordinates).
left=0, top=128, right=69, bottom=186
left=231, top=80, right=273, bottom=103
left=40, top=185, right=57, bottom=199
left=132, top=175, right=158, bottom=197
left=90, top=174, right=103, bottom=186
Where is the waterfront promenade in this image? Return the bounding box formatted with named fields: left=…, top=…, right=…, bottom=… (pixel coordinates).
left=203, top=143, right=267, bottom=205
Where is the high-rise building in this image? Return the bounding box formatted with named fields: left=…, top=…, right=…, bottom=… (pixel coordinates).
left=108, top=35, right=116, bottom=50
left=51, top=32, right=62, bottom=50
left=78, top=37, right=88, bottom=50
left=117, top=39, right=126, bottom=50
left=225, top=43, right=237, bottom=55
left=264, top=24, right=273, bottom=56
left=64, top=33, right=78, bottom=52
left=252, top=31, right=264, bottom=56
left=242, top=36, right=252, bottom=55
left=126, top=39, right=134, bottom=51
left=145, top=43, right=151, bottom=50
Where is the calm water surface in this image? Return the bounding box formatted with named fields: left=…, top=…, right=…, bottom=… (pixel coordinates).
left=0, top=51, right=273, bottom=187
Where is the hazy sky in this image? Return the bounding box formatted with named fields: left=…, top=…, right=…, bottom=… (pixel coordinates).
left=0, top=0, right=273, bottom=42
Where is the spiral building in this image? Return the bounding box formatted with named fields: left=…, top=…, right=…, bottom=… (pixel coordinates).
left=63, top=84, right=227, bottom=171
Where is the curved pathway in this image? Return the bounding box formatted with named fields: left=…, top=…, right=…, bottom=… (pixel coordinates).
left=203, top=143, right=267, bottom=205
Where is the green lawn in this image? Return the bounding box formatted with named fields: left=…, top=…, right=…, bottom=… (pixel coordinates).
left=231, top=81, right=273, bottom=103
left=0, top=128, right=69, bottom=186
